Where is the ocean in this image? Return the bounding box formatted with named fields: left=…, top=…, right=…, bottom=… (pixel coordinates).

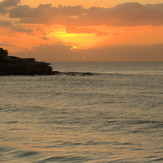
left=0, top=62, right=163, bottom=163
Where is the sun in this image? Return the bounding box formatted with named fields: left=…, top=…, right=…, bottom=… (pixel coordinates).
left=70, top=45, right=78, bottom=50
left=47, top=27, right=107, bottom=49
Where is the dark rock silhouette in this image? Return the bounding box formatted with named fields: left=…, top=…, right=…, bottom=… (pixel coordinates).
left=0, top=48, right=94, bottom=76
left=52, top=71, right=93, bottom=76
left=0, top=48, right=53, bottom=75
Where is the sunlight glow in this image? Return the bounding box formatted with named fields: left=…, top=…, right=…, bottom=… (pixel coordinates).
left=70, top=45, right=78, bottom=50
left=47, top=28, right=107, bottom=49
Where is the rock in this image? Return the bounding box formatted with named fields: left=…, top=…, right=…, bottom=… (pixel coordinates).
left=0, top=48, right=94, bottom=76
left=60, top=72, right=94, bottom=76
left=0, top=48, right=8, bottom=56
left=0, top=48, right=54, bottom=75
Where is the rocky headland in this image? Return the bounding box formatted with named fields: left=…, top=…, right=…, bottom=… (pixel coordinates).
left=0, top=48, right=54, bottom=75
left=0, top=48, right=93, bottom=76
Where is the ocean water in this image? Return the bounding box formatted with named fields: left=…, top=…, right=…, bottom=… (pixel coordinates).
left=0, top=62, right=163, bottom=163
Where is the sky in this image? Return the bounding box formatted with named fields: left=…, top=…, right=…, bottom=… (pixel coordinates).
left=0, top=0, right=163, bottom=62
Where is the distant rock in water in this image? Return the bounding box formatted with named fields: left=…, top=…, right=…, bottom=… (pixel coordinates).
left=0, top=48, right=53, bottom=75
left=53, top=71, right=94, bottom=76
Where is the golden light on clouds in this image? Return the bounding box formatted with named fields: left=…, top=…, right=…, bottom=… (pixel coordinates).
left=0, top=0, right=163, bottom=61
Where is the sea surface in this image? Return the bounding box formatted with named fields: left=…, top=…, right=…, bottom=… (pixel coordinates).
left=0, top=62, right=163, bottom=163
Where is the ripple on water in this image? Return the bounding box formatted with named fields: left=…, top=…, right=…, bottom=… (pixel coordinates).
left=37, top=155, right=90, bottom=163
left=15, top=150, right=39, bottom=158
left=2, top=149, right=41, bottom=162
left=4, top=121, right=18, bottom=124
left=152, top=157, right=163, bottom=162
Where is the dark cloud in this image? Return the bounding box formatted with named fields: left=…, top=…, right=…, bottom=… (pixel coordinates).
left=9, top=5, right=33, bottom=18
left=0, top=20, right=12, bottom=26
left=41, top=36, right=49, bottom=40
left=10, top=26, right=33, bottom=34
left=0, top=0, right=21, bottom=14
left=9, top=2, right=163, bottom=26
left=0, top=6, right=7, bottom=14
left=0, top=0, right=21, bottom=7
left=12, top=44, right=163, bottom=62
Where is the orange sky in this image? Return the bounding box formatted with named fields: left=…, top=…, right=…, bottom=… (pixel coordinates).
left=0, top=0, right=163, bottom=61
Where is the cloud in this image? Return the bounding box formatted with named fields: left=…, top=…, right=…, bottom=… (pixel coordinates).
left=9, top=2, right=163, bottom=26
left=10, top=26, right=33, bottom=34
left=9, top=5, right=33, bottom=18
left=12, top=44, right=80, bottom=62
left=0, top=0, right=21, bottom=14
left=79, top=44, right=163, bottom=62
left=12, top=44, right=163, bottom=62
left=41, top=36, right=49, bottom=40
left=0, top=6, right=7, bottom=14
left=0, top=0, right=21, bottom=7
left=0, top=20, right=12, bottom=26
